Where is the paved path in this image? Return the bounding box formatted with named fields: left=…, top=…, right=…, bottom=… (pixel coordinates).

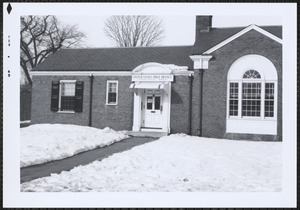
left=21, top=136, right=157, bottom=183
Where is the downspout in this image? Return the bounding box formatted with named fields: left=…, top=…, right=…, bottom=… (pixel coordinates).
left=88, top=74, right=94, bottom=127
left=188, top=74, right=193, bottom=135
left=190, top=55, right=212, bottom=136
left=198, top=70, right=204, bottom=136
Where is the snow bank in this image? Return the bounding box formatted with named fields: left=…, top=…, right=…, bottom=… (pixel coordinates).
left=20, top=124, right=128, bottom=167
left=21, top=134, right=282, bottom=192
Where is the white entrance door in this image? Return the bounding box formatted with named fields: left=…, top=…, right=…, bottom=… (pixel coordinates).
left=142, top=89, right=163, bottom=128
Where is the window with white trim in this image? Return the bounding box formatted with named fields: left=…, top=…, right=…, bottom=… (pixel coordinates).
left=264, top=83, right=275, bottom=117
left=243, top=69, right=261, bottom=79
left=106, top=81, right=118, bottom=105
left=51, top=80, right=84, bottom=113
left=242, top=81, right=261, bottom=117
left=228, top=70, right=276, bottom=119
left=226, top=54, right=278, bottom=135
left=60, top=81, right=76, bottom=111
left=229, top=83, right=239, bottom=116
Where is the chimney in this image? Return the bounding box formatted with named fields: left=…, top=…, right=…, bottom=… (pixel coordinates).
left=196, top=16, right=212, bottom=34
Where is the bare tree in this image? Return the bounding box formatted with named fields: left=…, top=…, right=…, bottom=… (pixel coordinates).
left=104, top=16, right=165, bottom=47
left=20, top=16, right=85, bottom=85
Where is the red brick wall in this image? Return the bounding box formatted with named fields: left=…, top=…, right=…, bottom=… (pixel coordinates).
left=31, top=74, right=192, bottom=134
left=191, top=71, right=201, bottom=136
left=170, top=75, right=192, bottom=134
left=31, top=30, right=282, bottom=140
left=201, top=30, right=282, bottom=140
left=31, top=75, right=90, bottom=126
left=31, top=75, right=134, bottom=131
left=91, top=76, right=133, bottom=131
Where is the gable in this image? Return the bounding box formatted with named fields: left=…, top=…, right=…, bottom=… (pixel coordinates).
left=191, top=25, right=282, bottom=56
left=203, top=25, right=282, bottom=55
left=191, top=27, right=243, bottom=55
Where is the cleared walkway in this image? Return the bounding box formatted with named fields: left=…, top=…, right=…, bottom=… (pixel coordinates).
left=21, top=136, right=158, bottom=183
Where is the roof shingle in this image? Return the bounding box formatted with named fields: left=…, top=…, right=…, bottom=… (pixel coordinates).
left=32, top=25, right=282, bottom=71
left=32, top=46, right=194, bottom=71
left=191, top=26, right=282, bottom=54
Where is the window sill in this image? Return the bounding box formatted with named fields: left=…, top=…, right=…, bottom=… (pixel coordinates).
left=227, top=117, right=276, bottom=121
left=105, top=103, right=118, bottom=106
left=58, top=111, right=75, bottom=114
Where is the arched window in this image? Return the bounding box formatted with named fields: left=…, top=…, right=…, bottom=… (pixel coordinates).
left=229, top=69, right=275, bottom=118
left=243, top=70, right=261, bottom=79
left=227, top=55, right=277, bottom=135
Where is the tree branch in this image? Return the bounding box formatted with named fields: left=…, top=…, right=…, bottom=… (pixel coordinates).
left=20, top=15, right=85, bottom=86
left=104, top=15, right=164, bottom=47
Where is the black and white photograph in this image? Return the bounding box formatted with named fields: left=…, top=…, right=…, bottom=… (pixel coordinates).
left=3, top=2, right=297, bottom=208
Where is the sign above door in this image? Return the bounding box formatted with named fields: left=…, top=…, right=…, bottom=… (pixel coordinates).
left=132, top=75, right=174, bottom=82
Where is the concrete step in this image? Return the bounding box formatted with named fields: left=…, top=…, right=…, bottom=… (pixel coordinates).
left=127, top=131, right=168, bottom=138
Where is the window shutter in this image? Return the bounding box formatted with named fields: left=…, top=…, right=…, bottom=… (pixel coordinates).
left=51, top=81, right=60, bottom=111
left=74, top=81, right=84, bottom=112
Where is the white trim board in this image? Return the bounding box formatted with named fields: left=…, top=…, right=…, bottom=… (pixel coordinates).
left=189, top=55, right=213, bottom=69
left=31, top=71, right=132, bottom=76
left=203, top=24, right=282, bottom=55
left=105, top=80, right=118, bottom=106
left=31, top=71, right=194, bottom=76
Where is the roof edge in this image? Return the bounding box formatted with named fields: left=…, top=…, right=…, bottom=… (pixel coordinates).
left=202, top=24, right=282, bottom=55
left=61, top=45, right=194, bottom=50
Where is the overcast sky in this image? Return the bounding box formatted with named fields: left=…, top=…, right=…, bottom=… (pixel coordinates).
left=59, top=15, right=281, bottom=48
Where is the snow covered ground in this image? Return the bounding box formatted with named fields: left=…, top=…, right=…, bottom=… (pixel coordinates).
left=20, top=124, right=128, bottom=167
left=21, top=134, right=282, bottom=192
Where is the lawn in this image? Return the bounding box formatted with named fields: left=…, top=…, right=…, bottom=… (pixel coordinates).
left=21, top=132, right=282, bottom=192
left=21, top=124, right=128, bottom=167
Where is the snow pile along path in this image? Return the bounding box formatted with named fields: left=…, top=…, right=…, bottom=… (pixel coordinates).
left=20, top=124, right=128, bottom=167
left=21, top=134, right=282, bottom=192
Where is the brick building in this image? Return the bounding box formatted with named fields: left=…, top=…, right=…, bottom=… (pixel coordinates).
left=31, top=16, right=282, bottom=141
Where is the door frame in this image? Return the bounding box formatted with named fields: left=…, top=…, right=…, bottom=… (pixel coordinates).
left=132, top=83, right=171, bottom=133
left=142, top=89, right=163, bottom=129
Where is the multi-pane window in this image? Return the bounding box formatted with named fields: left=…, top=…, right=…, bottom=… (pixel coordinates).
left=154, top=96, right=161, bottom=110
left=229, top=83, right=239, bottom=116
left=146, top=90, right=153, bottom=110
left=265, top=83, right=275, bottom=117
left=147, top=96, right=153, bottom=110
left=51, top=80, right=84, bottom=113
left=146, top=90, right=161, bottom=110
left=228, top=69, right=276, bottom=119
left=226, top=55, right=278, bottom=135
left=242, top=83, right=261, bottom=117
left=60, top=81, right=76, bottom=111
left=106, top=81, right=118, bottom=105
left=243, top=70, right=261, bottom=79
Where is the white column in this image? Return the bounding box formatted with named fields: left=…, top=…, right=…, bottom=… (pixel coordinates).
left=160, top=83, right=171, bottom=133
left=167, top=83, right=171, bottom=133
left=132, top=89, right=142, bottom=131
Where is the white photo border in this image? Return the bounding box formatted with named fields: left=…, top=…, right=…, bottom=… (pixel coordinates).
left=3, top=2, right=297, bottom=208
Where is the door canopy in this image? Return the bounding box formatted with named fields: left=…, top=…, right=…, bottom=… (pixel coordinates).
left=132, top=62, right=187, bottom=75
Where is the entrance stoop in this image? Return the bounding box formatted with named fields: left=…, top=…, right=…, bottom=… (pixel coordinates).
left=127, top=131, right=168, bottom=138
